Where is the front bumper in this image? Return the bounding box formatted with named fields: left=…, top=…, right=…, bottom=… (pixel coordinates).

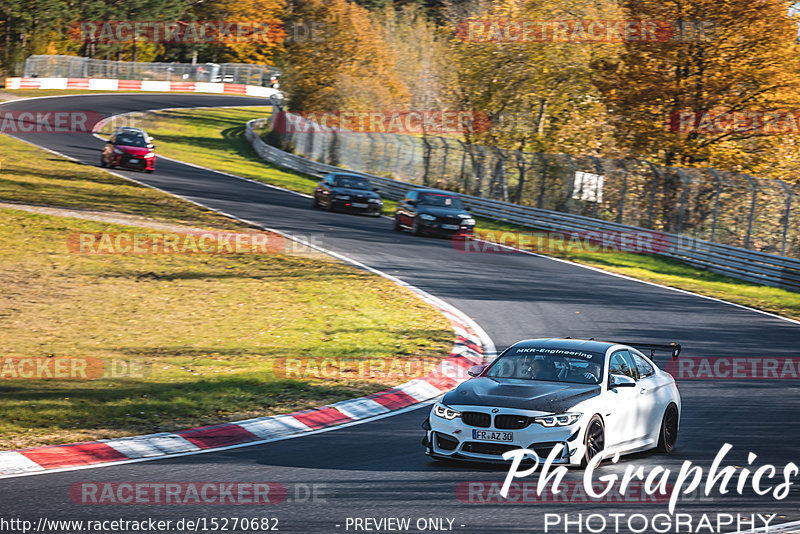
left=424, top=407, right=584, bottom=465
left=115, top=155, right=155, bottom=171
left=418, top=220, right=474, bottom=237
left=332, top=199, right=382, bottom=214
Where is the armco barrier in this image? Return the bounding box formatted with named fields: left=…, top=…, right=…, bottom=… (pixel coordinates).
left=4, top=77, right=280, bottom=98
left=244, top=118, right=800, bottom=292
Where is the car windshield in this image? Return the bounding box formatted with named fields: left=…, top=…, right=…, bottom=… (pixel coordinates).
left=485, top=346, right=605, bottom=385
left=418, top=193, right=463, bottom=209
left=334, top=176, right=372, bottom=190
left=116, top=134, right=148, bottom=148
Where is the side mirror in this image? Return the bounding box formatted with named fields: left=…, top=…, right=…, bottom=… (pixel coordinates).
left=148, top=144, right=156, bottom=150
left=407, top=200, right=416, bottom=206
left=609, top=374, right=636, bottom=388
left=468, top=364, right=488, bottom=377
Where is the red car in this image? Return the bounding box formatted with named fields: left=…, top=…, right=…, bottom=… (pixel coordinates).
left=101, top=127, right=156, bottom=173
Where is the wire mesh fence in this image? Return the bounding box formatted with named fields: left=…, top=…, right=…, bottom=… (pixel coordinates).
left=22, top=55, right=279, bottom=86
left=268, top=111, right=800, bottom=258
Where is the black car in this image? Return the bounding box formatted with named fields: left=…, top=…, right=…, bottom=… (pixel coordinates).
left=393, top=189, right=475, bottom=237
left=312, top=173, right=383, bottom=216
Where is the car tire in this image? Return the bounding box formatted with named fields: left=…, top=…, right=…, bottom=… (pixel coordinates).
left=326, top=199, right=335, bottom=212
left=581, top=415, right=605, bottom=467
left=145, top=169, right=154, bottom=173
left=100, top=157, right=107, bottom=168
left=393, top=217, right=403, bottom=232
left=412, top=217, right=422, bottom=236
left=311, top=195, right=320, bottom=209
left=656, top=403, right=679, bottom=453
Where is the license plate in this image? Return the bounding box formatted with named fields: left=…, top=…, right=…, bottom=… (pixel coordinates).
left=442, top=224, right=460, bottom=230
left=129, top=159, right=140, bottom=163
left=351, top=203, right=368, bottom=208
left=472, top=430, right=513, bottom=442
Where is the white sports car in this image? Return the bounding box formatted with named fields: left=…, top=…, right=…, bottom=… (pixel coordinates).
left=423, top=338, right=681, bottom=466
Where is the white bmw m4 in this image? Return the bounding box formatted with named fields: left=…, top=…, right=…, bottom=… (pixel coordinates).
left=423, top=338, right=681, bottom=466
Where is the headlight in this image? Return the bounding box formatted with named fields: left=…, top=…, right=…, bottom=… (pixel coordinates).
left=461, top=218, right=476, bottom=226
left=368, top=198, right=382, bottom=203
left=432, top=402, right=461, bottom=420
left=336, top=195, right=351, bottom=200
left=420, top=214, right=436, bottom=221
left=534, top=412, right=581, bottom=427
left=144, top=153, right=155, bottom=158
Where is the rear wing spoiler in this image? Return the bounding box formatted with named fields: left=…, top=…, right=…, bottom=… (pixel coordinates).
left=624, top=343, right=682, bottom=360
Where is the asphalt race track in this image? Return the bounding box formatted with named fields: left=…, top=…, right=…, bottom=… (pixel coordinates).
left=2, top=94, right=800, bottom=533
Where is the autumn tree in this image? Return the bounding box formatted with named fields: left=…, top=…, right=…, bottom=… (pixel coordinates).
left=192, top=0, right=286, bottom=65
left=280, top=0, right=410, bottom=112
left=448, top=0, right=621, bottom=155
left=0, top=0, right=73, bottom=72
left=380, top=4, right=456, bottom=111
left=593, top=0, right=800, bottom=173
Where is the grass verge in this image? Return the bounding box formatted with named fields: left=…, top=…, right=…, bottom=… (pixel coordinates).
left=140, top=106, right=800, bottom=321
left=0, top=134, right=246, bottom=229
left=0, top=133, right=452, bottom=449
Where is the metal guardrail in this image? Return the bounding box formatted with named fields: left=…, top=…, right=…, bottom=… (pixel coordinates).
left=245, top=117, right=800, bottom=292
left=269, top=113, right=800, bottom=258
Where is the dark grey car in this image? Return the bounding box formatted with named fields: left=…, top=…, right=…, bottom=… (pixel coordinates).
left=312, top=173, right=383, bottom=216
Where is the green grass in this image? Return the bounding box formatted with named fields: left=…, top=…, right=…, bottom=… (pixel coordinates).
left=0, top=134, right=452, bottom=449
left=141, top=108, right=325, bottom=193
left=0, top=135, right=246, bottom=229
left=143, top=107, right=401, bottom=213
left=141, top=107, right=800, bottom=321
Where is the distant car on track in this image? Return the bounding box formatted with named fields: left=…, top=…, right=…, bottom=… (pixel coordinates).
left=394, top=189, right=475, bottom=237
left=423, top=338, right=681, bottom=466
left=101, top=127, right=156, bottom=173
left=312, top=173, right=383, bottom=216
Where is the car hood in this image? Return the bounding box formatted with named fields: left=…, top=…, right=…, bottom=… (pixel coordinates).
left=116, top=145, right=151, bottom=156
left=331, top=187, right=379, bottom=199
left=442, top=377, right=601, bottom=413
left=417, top=206, right=470, bottom=219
